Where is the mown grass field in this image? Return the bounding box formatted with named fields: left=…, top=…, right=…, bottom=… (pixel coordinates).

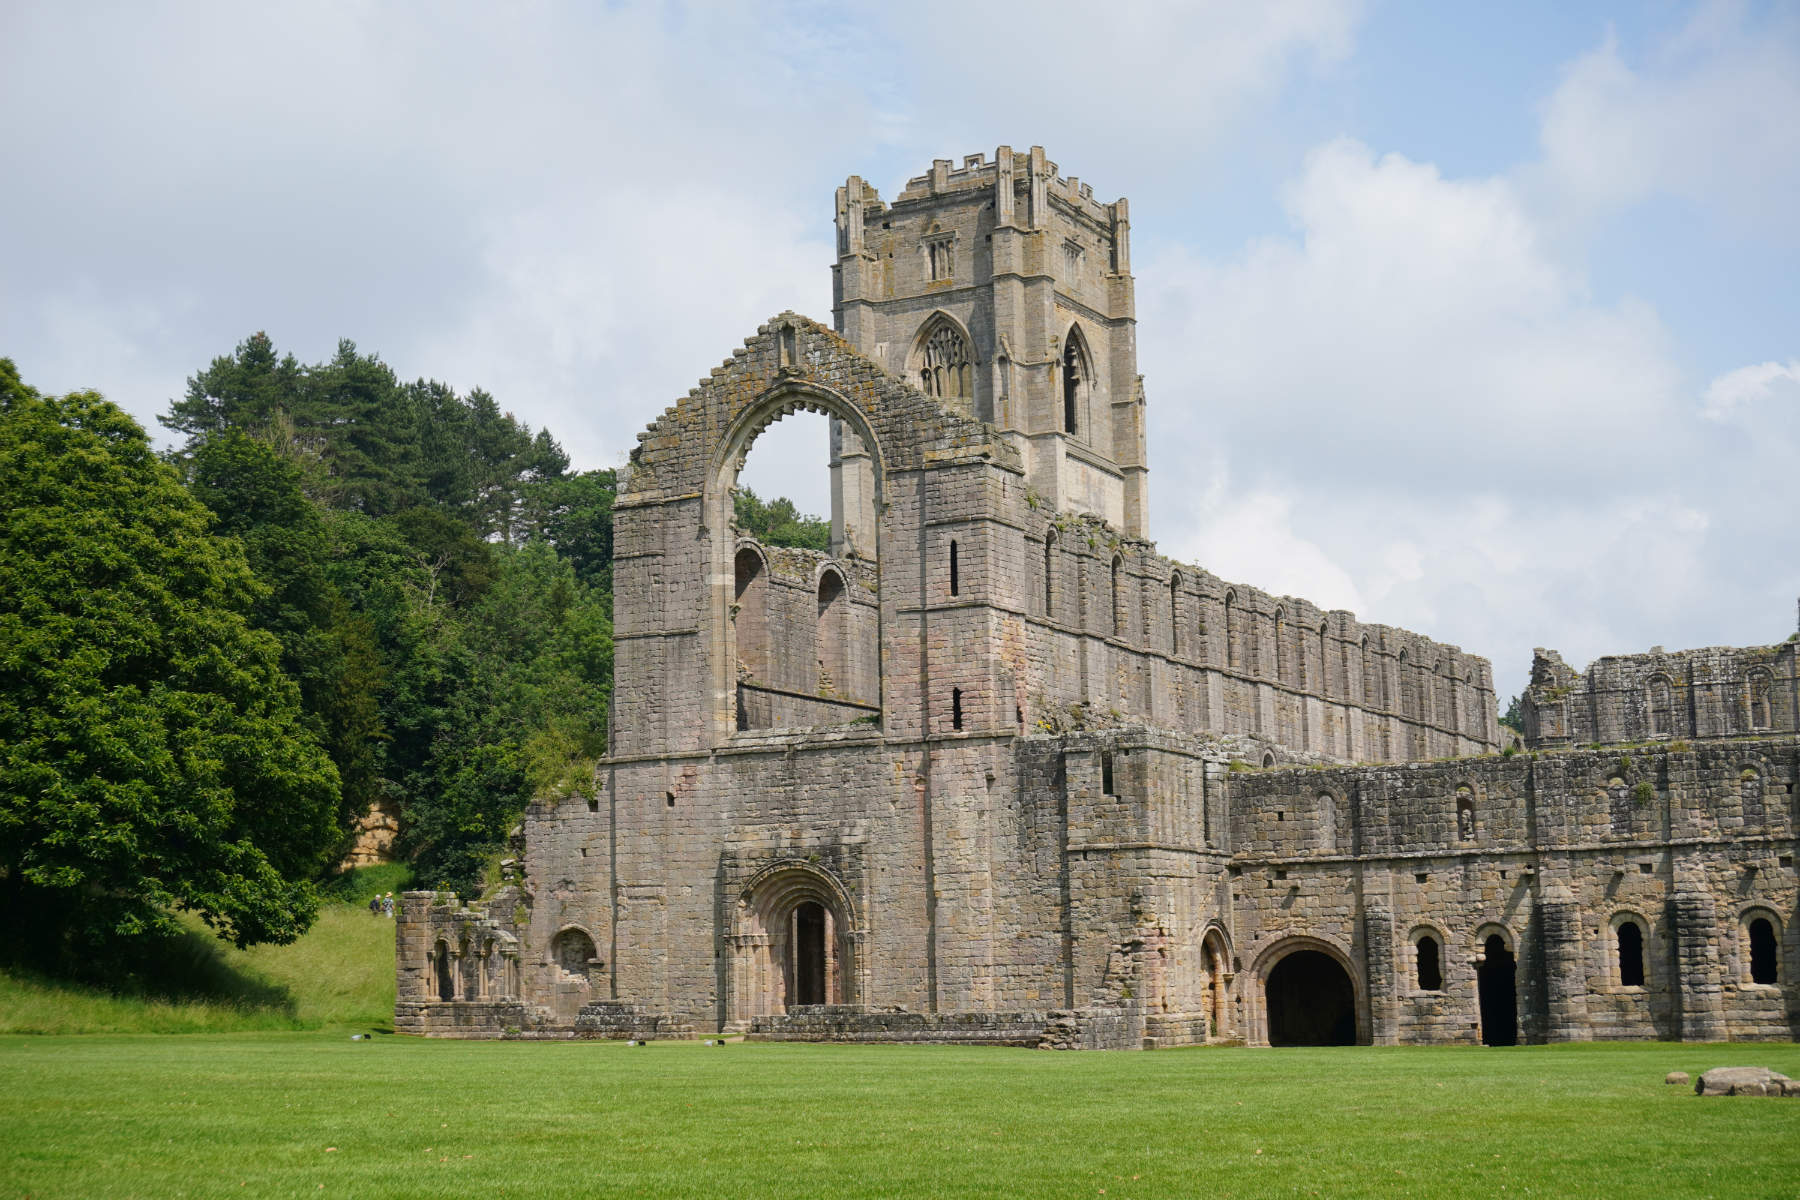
left=4, top=1035, right=1800, bottom=1199
left=3, top=870, right=1798, bottom=1198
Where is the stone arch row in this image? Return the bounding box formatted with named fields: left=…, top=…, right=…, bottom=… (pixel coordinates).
left=732, top=542, right=877, bottom=728
left=427, top=931, right=523, bottom=1004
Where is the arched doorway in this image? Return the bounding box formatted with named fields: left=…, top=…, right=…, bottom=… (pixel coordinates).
left=793, top=901, right=828, bottom=1006
left=1477, top=933, right=1517, bottom=1046
left=1266, top=949, right=1356, bottom=1045
left=730, top=863, right=859, bottom=1028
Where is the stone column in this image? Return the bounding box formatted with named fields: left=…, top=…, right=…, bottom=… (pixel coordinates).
left=1671, top=859, right=1727, bottom=1041
left=1536, top=879, right=1587, bottom=1042
left=1362, top=899, right=1399, bottom=1045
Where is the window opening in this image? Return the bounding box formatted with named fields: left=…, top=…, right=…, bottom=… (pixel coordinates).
left=434, top=940, right=454, bottom=1002
left=1617, top=921, right=1645, bottom=987
left=1416, top=936, right=1443, bottom=991
left=1062, top=333, right=1086, bottom=434
left=1225, top=592, right=1240, bottom=670
left=918, top=319, right=972, bottom=400
left=1101, top=751, right=1115, bottom=796
left=1169, top=573, right=1182, bottom=655
left=1043, top=531, right=1057, bottom=617
left=1749, top=917, right=1778, bottom=984
left=949, top=539, right=959, bottom=596
left=951, top=687, right=963, bottom=732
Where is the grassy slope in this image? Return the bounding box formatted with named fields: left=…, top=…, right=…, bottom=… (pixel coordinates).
left=2, top=1037, right=1799, bottom=1199
left=0, top=864, right=408, bottom=1034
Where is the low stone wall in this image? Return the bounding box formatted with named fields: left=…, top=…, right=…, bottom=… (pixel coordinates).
left=748, top=1005, right=1047, bottom=1046
left=575, top=1000, right=694, bottom=1040
left=395, top=998, right=531, bottom=1038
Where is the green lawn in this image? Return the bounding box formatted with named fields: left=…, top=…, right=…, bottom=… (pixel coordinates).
left=3, top=1036, right=1799, bottom=1199
left=0, top=864, right=407, bottom=1036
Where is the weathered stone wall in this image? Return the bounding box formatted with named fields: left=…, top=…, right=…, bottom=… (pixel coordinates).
left=1224, top=739, right=1800, bottom=1045
left=394, top=151, right=1791, bottom=1055
left=1524, top=641, right=1798, bottom=749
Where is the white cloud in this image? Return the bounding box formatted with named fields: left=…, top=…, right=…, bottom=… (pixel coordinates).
left=1701, top=359, right=1800, bottom=422
left=1138, top=133, right=1798, bottom=703
left=1536, top=4, right=1800, bottom=241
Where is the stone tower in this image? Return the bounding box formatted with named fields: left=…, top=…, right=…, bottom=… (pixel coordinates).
left=832, top=146, right=1147, bottom=539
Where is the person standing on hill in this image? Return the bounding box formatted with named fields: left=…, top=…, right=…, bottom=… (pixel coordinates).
left=381, top=893, right=395, bottom=919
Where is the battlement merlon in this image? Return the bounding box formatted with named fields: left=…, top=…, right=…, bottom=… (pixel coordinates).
left=836, top=146, right=1130, bottom=257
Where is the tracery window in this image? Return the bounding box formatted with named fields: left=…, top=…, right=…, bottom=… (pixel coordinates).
left=918, top=321, right=972, bottom=400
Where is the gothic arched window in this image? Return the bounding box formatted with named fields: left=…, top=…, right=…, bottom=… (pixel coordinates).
left=916, top=318, right=972, bottom=401
left=1062, top=330, right=1089, bottom=435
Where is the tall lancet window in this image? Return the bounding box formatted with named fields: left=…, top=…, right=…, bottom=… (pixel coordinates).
left=1062, top=331, right=1089, bottom=435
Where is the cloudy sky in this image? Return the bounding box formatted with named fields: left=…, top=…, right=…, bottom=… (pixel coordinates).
left=4, top=0, right=1796, bottom=705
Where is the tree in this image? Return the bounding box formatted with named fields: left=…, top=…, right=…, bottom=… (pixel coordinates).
left=734, top=486, right=830, bottom=551
left=1501, top=693, right=1523, bottom=730
left=188, top=432, right=386, bottom=843
left=0, top=362, right=339, bottom=970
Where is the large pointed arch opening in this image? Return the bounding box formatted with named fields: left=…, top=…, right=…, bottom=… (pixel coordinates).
left=708, top=374, right=886, bottom=742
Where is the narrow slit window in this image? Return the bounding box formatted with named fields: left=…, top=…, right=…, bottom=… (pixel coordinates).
left=1101, top=751, right=1115, bottom=796
left=949, top=539, right=959, bottom=596
left=1617, top=922, right=1645, bottom=987
left=951, top=687, right=963, bottom=731
left=1043, top=532, right=1056, bottom=617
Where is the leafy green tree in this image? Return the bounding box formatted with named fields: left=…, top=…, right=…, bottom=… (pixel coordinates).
left=526, top=468, right=616, bottom=587
left=160, top=331, right=304, bottom=450
left=188, top=432, right=386, bottom=841
left=734, top=486, right=830, bottom=551
left=398, top=541, right=611, bottom=895
left=0, top=362, right=339, bottom=970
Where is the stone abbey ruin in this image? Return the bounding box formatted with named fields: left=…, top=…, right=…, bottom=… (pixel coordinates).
left=398, top=148, right=1799, bottom=1047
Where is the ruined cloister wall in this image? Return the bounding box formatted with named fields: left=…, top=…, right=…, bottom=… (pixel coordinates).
left=1223, top=739, right=1800, bottom=1044
left=1525, top=642, right=1799, bottom=749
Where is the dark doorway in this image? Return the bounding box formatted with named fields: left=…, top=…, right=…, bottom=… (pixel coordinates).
left=1266, top=950, right=1356, bottom=1046
left=792, top=902, right=828, bottom=1006
left=1477, top=934, right=1517, bottom=1046
left=435, top=942, right=454, bottom=1002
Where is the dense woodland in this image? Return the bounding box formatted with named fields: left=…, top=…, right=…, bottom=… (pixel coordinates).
left=0, top=339, right=825, bottom=976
